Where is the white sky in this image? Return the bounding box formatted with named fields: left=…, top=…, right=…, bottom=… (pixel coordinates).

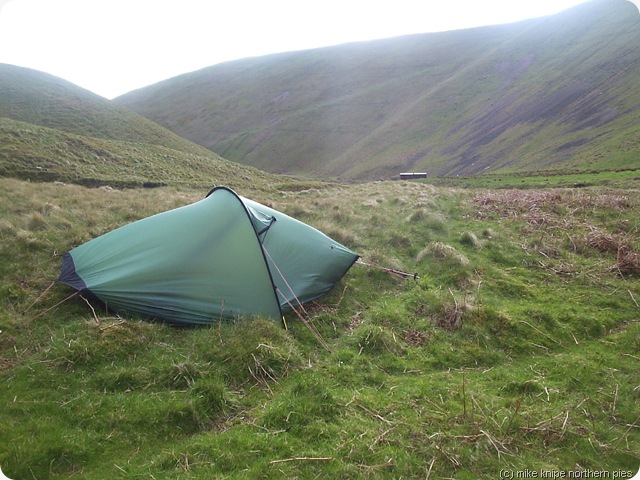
left=0, top=0, right=635, bottom=99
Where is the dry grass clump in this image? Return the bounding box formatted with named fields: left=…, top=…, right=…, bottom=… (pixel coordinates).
left=363, top=250, right=405, bottom=272
left=474, top=190, right=635, bottom=218
left=316, top=222, right=360, bottom=248
left=417, top=242, right=470, bottom=266
left=585, top=229, right=640, bottom=275
left=406, top=208, right=429, bottom=223
left=482, top=228, right=496, bottom=239
left=40, top=202, right=60, bottom=216
left=404, top=328, right=429, bottom=346
left=361, top=198, right=382, bottom=208
left=0, top=219, right=15, bottom=234
left=438, top=303, right=465, bottom=331
left=282, top=205, right=313, bottom=220
left=613, top=245, right=640, bottom=275
left=407, top=209, right=448, bottom=234
left=460, top=231, right=481, bottom=249
left=586, top=231, right=622, bottom=253
left=28, top=211, right=48, bottom=230
left=474, top=191, right=564, bottom=225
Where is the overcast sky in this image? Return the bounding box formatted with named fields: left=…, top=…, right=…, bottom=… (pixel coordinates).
left=0, top=0, right=635, bottom=99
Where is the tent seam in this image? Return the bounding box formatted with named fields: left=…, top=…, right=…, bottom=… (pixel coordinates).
left=206, top=186, right=284, bottom=324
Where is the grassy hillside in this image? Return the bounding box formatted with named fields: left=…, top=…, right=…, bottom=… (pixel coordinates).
left=115, top=0, right=640, bottom=181
left=1, top=175, right=638, bottom=478
left=0, top=64, right=214, bottom=157
left=0, top=116, right=295, bottom=190
left=0, top=64, right=301, bottom=190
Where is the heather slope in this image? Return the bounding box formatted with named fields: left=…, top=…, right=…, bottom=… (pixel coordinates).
left=115, top=0, right=640, bottom=181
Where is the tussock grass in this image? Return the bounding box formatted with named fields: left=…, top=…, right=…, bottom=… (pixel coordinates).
left=418, top=241, right=470, bottom=267
left=460, top=231, right=482, bottom=249
left=1, top=178, right=639, bottom=478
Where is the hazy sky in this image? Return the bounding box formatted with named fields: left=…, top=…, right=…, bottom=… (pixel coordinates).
left=0, top=0, right=635, bottom=99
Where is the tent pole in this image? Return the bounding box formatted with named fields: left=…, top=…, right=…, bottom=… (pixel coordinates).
left=356, top=259, right=420, bottom=280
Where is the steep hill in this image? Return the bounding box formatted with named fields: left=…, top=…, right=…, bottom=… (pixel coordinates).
left=0, top=64, right=212, bottom=156
left=115, top=0, right=640, bottom=181
left=0, top=64, right=295, bottom=190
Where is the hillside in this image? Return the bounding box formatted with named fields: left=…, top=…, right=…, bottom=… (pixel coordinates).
left=115, top=0, right=640, bottom=181
left=0, top=64, right=213, bottom=156
left=0, top=64, right=297, bottom=190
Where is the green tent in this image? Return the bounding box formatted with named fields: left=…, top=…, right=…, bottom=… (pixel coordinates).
left=59, top=186, right=359, bottom=326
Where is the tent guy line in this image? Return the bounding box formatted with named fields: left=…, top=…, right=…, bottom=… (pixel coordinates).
left=356, top=259, right=420, bottom=280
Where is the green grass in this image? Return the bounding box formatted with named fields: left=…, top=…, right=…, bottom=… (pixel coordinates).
left=1, top=177, right=638, bottom=479
left=0, top=63, right=216, bottom=158
left=0, top=116, right=298, bottom=191
left=424, top=168, right=640, bottom=190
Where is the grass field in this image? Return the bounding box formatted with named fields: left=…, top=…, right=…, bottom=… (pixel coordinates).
left=424, top=168, right=640, bottom=190
left=1, top=177, right=639, bottom=479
